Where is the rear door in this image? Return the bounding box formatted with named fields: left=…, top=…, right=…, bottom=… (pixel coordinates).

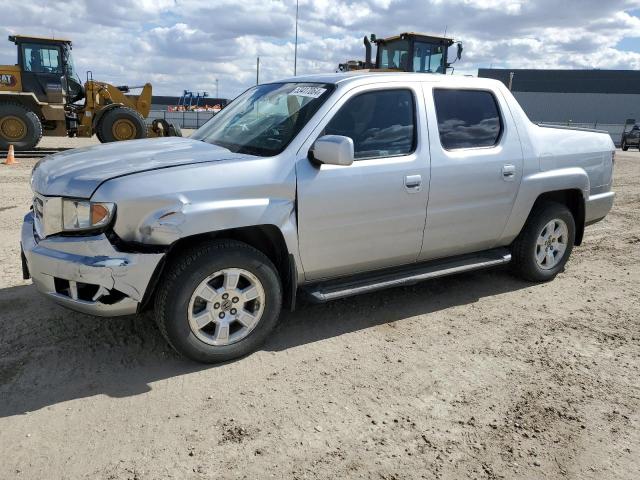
left=419, top=86, right=524, bottom=261
left=296, top=83, right=430, bottom=281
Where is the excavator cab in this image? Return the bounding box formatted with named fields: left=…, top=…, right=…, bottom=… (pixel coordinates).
left=10, top=35, right=84, bottom=104
left=339, top=32, right=463, bottom=74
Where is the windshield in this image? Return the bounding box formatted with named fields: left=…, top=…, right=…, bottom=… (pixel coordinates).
left=63, top=46, right=82, bottom=84
left=191, top=82, right=334, bottom=157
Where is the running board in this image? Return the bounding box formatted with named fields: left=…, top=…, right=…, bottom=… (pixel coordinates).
left=303, top=248, right=511, bottom=303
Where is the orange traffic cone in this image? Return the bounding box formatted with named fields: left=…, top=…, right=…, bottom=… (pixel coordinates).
left=3, top=145, right=18, bottom=165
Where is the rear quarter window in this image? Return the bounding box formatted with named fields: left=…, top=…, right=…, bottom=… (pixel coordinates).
left=433, top=89, right=503, bottom=150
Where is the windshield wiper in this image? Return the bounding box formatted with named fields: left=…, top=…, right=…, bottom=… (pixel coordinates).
left=209, top=140, right=273, bottom=157
left=209, top=140, right=238, bottom=152
left=234, top=145, right=274, bottom=157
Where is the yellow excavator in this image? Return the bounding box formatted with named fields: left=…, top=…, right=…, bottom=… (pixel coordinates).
left=0, top=35, right=180, bottom=150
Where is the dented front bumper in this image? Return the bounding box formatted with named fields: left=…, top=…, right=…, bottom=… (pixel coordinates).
left=21, top=212, right=164, bottom=317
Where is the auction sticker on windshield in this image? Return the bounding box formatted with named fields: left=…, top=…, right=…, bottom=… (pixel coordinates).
left=289, top=86, right=327, bottom=98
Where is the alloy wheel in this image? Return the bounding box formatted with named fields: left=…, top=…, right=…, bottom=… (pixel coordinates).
left=187, top=268, right=265, bottom=346
left=535, top=219, right=569, bottom=270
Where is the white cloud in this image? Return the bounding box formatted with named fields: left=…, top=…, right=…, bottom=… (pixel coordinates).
left=0, top=0, right=640, bottom=99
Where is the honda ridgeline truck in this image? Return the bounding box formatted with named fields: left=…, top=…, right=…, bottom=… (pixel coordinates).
left=21, top=73, right=616, bottom=363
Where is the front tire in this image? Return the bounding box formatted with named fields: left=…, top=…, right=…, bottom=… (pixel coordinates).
left=97, top=107, right=147, bottom=143
left=622, top=139, right=629, bottom=151
left=511, top=202, right=575, bottom=282
left=154, top=240, right=282, bottom=363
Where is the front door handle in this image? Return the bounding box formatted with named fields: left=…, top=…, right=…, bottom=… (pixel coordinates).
left=502, top=164, right=516, bottom=181
left=405, top=174, right=422, bottom=192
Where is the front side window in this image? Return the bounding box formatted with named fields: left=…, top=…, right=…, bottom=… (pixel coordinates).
left=324, top=89, right=416, bottom=160
left=433, top=89, right=503, bottom=150
left=191, top=82, right=333, bottom=157
left=22, top=44, right=62, bottom=74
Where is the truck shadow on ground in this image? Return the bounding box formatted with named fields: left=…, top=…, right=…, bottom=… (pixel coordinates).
left=0, top=267, right=531, bottom=418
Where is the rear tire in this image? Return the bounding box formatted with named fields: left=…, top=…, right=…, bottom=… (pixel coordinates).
left=97, top=107, right=147, bottom=143
left=154, top=240, right=282, bottom=363
left=0, top=102, right=43, bottom=150
left=511, top=202, right=575, bottom=282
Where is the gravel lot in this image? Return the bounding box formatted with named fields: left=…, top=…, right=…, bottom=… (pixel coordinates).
left=0, top=137, right=638, bottom=480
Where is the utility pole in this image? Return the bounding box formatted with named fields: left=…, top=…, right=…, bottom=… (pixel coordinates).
left=294, top=0, right=299, bottom=76
left=215, top=78, right=219, bottom=99
left=256, top=57, right=260, bottom=85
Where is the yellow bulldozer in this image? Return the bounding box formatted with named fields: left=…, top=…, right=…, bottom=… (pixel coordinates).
left=0, top=35, right=180, bottom=150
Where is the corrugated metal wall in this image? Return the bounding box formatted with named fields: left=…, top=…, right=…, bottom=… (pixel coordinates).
left=513, top=92, right=640, bottom=124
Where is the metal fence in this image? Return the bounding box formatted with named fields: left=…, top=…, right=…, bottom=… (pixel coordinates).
left=146, top=110, right=216, bottom=130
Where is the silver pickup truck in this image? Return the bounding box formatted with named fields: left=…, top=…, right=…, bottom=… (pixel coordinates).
left=21, top=72, right=615, bottom=363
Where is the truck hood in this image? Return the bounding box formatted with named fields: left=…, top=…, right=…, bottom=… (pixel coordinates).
left=31, top=137, right=252, bottom=198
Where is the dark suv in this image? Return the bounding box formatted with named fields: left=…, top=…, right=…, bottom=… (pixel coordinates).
left=621, top=124, right=640, bottom=151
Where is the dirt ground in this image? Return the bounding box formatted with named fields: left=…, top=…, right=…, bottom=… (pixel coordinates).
left=0, top=137, right=638, bottom=480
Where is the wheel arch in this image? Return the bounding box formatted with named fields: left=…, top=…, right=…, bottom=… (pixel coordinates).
left=501, top=167, right=589, bottom=246
left=530, top=189, right=585, bottom=245
left=0, top=92, right=43, bottom=116
left=139, top=224, right=297, bottom=313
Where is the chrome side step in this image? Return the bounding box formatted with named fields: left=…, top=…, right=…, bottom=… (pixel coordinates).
left=303, top=248, right=511, bottom=303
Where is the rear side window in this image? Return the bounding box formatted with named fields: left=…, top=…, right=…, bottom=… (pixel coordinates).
left=324, top=89, right=416, bottom=160
left=433, top=89, right=503, bottom=150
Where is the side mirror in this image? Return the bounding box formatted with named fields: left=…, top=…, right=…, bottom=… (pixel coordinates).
left=310, top=135, right=354, bottom=166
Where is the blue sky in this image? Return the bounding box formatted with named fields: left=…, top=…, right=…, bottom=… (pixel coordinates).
left=617, top=38, right=640, bottom=52
left=616, top=8, right=640, bottom=51
left=2, top=0, right=640, bottom=98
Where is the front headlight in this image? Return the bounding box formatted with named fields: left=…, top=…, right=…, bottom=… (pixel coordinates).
left=62, top=199, right=115, bottom=231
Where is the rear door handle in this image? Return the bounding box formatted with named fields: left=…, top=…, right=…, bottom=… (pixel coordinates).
left=405, top=174, right=422, bottom=192
left=502, top=164, right=516, bottom=181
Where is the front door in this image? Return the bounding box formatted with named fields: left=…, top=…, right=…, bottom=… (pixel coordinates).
left=19, top=43, right=64, bottom=102
left=296, top=84, right=430, bottom=281
left=419, top=86, right=524, bottom=261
